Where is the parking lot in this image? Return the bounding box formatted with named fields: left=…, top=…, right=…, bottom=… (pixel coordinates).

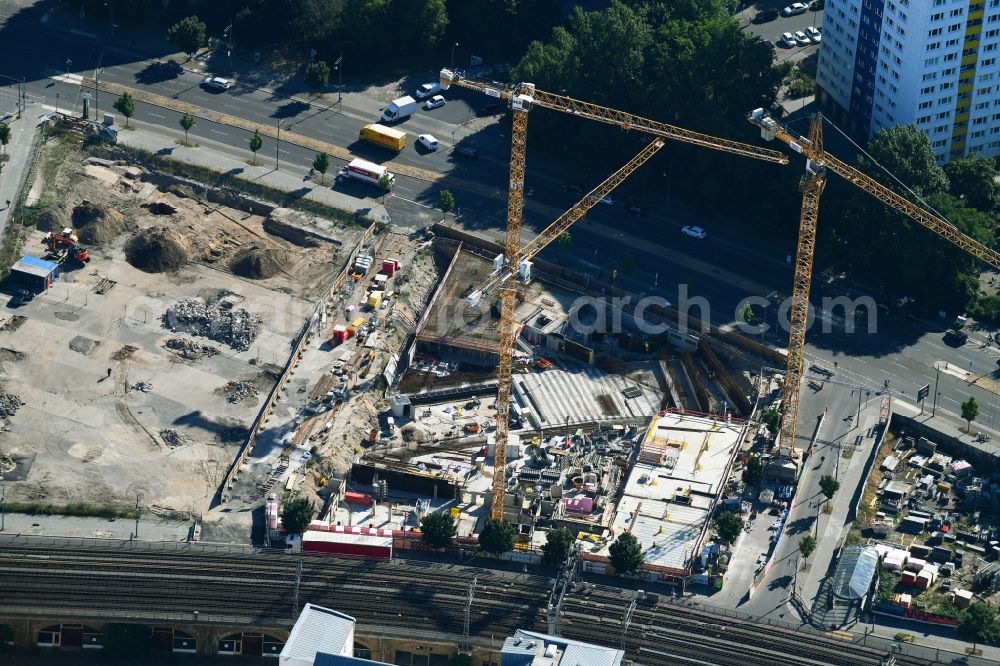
left=739, top=1, right=825, bottom=64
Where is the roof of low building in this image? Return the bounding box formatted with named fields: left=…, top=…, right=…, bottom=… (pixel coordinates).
left=280, top=604, right=356, bottom=664
left=11, top=255, right=59, bottom=277
left=501, top=629, right=623, bottom=666
left=314, top=654, right=394, bottom=666
left=832, top=545, right=879, bottom=600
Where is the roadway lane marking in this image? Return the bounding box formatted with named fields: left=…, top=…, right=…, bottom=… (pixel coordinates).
left=392, top=195, right=432, bottom=209
left=890, top=361, right=907, bottom=370
left=148, top=112, right=166, bottom=119
left=209, top=129, right=228, bottom=136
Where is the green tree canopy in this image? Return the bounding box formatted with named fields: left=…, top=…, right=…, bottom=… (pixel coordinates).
left=944, top=155, right=1000, bottom=212
left=420, top=511, right=457, bottom=548
left=962, top=396, right=980, bottom=431
left=608, top=532, right=644, bottom=574
left=541, top=527, right=575, bottom=566
left=249, top=129, right=263, bottom=164
left=761, top=407, right=781, bottom=436
left=305, top=61, right=331, bottom=88
left=714, top=511, right=743, bottom=544
left=437, top=189, right=455, bottom=219
left=479, top=518, right=516, bottom=555
left=558, top=231, right=572, bottom=250
left=958, top=603, right=1000, bottom=649
left=0, top=123, right=10, bottom=156
left=819, top=474, right=840, bottom=501
left=179, top=112, right=196, bottom=143
left=313, top=151, right=330, bottom=184
left=742, top=454, right=764, bottom=486
left=168, top=15, right=206, bottom=59
left=280, top=495, right=314, bottom=535
left=113, top=92, right=135, bottom=128
left=798, top=534, right=817, bottom=561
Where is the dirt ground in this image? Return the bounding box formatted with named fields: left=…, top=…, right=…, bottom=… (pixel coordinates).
left=0, top=134, right=364, bottom=513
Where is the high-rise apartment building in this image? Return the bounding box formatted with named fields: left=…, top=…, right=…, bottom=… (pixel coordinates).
left=815, top=0, right=1000, bottom=162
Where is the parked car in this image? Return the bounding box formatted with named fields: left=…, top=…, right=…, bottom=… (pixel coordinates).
left=417, top=134, right=438, bottom=151
left=424, top=95, right=446, bottom=110
left=414, top=82, right=441, bottom=99
left=810, top=0, right=825, bottom=9
left=782, top=2, right=809, bottom=16
left=202, top=76, right=232, bottom=91
left=480, top=101, right=504, bottom=115
left=794, top=31, right=811, bottom=46
left=454, top=146, right=479, bottom=159
left=944, top=329, right=969, bottom=345
left=806, top=26, right=822, bottom=43
left=780, top=32, right=797, bottom=47
left=681, top=225, right=707, bottom=239
left=753, top=8, right=780, bottom=23
left=7, top=288, right=32, bottom=308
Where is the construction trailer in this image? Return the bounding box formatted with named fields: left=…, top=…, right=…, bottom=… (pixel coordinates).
left=9, top=256, right=60, bottom=292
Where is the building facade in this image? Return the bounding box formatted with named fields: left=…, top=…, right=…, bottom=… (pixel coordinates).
left=816, top=0, right=1000, bottom=162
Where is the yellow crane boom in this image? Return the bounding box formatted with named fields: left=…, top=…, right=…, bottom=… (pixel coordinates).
left=747, top=108, right=1000, bottom=458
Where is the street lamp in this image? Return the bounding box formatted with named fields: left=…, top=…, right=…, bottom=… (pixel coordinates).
left=451, top=42, right=459, bottom=69
left=334, top=53, right=343, bottom=107
left=276, top=120, right=284, bottom=170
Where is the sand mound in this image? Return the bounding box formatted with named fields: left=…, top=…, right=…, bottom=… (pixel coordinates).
left=35, top=203, right=72, bottom=232
left=72, top=201, right=134, bottom=245
left=125, top=227, right=190, bottom=273
left=229, top=246, right=289, bottom=279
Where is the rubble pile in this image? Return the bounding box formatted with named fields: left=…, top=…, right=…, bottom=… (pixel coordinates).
left=159, top=429, right=190, bottom=447
left=0, top=394, right=23, bottom=418
left=0, top=454, right=15, bottom=475
left=163, top=298, right=262, bottom=351
left=111, top=344, right=139, bottom=361
left=129, top=381, right=153, bottom=393
left=222, top=380, right=260, bottom=404
left=164, top=337, right=219, bottom=360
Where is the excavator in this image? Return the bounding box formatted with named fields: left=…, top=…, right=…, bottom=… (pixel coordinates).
left=42, top=228, right=90, bottom=264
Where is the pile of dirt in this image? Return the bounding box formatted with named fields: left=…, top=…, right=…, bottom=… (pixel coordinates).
left=125, top=227, right=191, bottom=273
left=35, top=203, right=72, bottom=232
left=0, top=316, right=26, bottom=332
left=111, top=345, right=139, bottom=361
left=72, top=201, right=134, bottom=245
left=229, top=246, right=289, bottom=279
left=164, top=337, right=219, bottom=360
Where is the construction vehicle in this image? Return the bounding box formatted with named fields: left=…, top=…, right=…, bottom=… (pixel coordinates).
left=438, top=68, right=789, bottom=520
left=42, top=229, right=90, bottom=264
left=747, top=108, right=1000, bottom=462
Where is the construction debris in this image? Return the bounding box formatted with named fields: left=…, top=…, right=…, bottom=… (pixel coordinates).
left=159, top=429, right=189, bottom=447
left=0, top=394, right=23, bottom=418
left=111, top=345, right=139, bottom=361
left=164, top=337, right=219, bottom=360
left=221, top=380, right=260, bottom=404
left=163, top=298, right=262, bottom=352
left=0, top=316, right=27, bottom=332
left=129, top=381, right=153, bottom=393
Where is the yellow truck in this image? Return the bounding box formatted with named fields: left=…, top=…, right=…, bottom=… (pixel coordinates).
left=359, top=123, right=406, bottom=152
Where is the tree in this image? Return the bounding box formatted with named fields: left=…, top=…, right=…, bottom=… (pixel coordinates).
left=313, top=151, right=330, bottom=184
left=279, top=495, right=314, bottom=535
left=608, top=532, right=644, bottom=574
left=714, top=511, right=743, bottom=544
left=742, top=454, right=764, bottom=487
left=860, top=124, right=949, bottom=197
left=0, top=123, right=9, bottom=157
left=761, top=407, right=780, bottom=436
left=479, top=518, right=516, bottom=555
left=798, top=534, right=817, bottom=562
left=420, top=511, right=456, bottom=548
left=741, top=303, right=754, bottom=325
left=103, top=623, right=150, bottom=656
left=305, top=60, right=331, bottom=88
left=179, top=112, right=195, bottom=143
left=249, top=129, right=263, bottom=165
left=541, top=527, right=575, bottom=567
left=113, top=92, right=135, bottom=128
left=962, top=396, right=980, bottom=433
left=944, top=155, right=999, bottom=212
left=437, top=189, right=455, bottom=219
left=558, top=231, right=572, bottom=251
left=379, top=172, right=393, bottom=203
left=819, top=474, right=840, bottom=502
left=958, top=603, right=1000, bottom=653
left=167, top=15, right=207, bottom=60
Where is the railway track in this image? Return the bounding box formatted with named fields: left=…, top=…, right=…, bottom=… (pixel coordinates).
left=0, top=538, right=932, bottom=665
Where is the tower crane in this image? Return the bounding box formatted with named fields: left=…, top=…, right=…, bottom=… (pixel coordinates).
left=747, top=108, right=1000, bottom=460
left=437, top=68, right=790, bottom=521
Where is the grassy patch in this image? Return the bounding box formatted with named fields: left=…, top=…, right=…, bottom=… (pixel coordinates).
left=4, top=501, right=139, bottom=520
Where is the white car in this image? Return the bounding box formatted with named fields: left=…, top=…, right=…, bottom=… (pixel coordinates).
left=780, top=32, right=797, bottom=47
left=414, top=82, right=441, bottom=99
left=806, top=26, right=822, bottom=43
left=794, top=31, right=811, bottom=46
left=424, top=95, right=446, bottom=110
left=681, top=225, right=707, bottom=239
left=782, top=2, right=809, bottom=16
left=202, top=76, right=232, bottom=90
left=418, top=134, right=438, bottom=151
left=589, top=194, right=613, bottom=206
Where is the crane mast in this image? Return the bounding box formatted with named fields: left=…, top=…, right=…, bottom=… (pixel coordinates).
left=747, top=108, right=1000, bottom=459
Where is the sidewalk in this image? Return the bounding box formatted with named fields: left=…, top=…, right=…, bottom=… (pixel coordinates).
left=110, top=117, right=389, bottom=225
left=0, top=512, right=191, bottom=542
left=0, top=111, right=41, bottom=239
